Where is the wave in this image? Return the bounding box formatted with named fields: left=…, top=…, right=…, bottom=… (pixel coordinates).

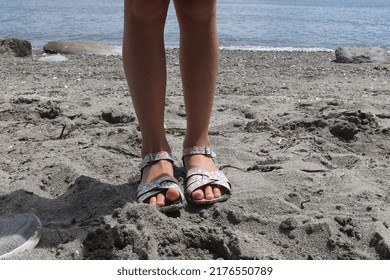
left=33, top=44, right=334, bottom=54
left=219, top=45, right=334, bottom=52
left=165, top=45, right=334, bottom=52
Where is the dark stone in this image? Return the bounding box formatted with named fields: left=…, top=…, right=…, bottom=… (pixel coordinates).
left=345, top=226, right=355, bottom=237
left=102, top=110, right=135, bottom=124
left=244, top=111, right=256, bottom=119
left=0, top=38, right=32, bottom=57
left=39, top=108, right=60, bottom=119
left=280, top=217, right=298, bottom=231
left=334, top=216, right=351, bottom=227
left=329, top=121, right=359, bottom=141
left=335, top=47, right=390, bottom=64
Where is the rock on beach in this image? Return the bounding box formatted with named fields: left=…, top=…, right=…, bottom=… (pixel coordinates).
left=334, top=47, right=390, bottom=63
left=0, top=38, right=32, bottom=57
left=43, top=41, right=121, bottom=55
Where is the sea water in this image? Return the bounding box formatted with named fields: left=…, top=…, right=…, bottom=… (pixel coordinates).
left=1, top=0, right=389, bottom=50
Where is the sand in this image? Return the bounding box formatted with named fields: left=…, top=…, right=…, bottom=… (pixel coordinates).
left=0, top=49, right=389, bottom=260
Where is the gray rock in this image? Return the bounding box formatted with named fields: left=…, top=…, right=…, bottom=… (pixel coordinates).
left=370, top=222, right=390, bottom=259
left=334, top=47, right=390, bottom=63
left=329, top=121, right=359, bottom=141
left=280, top=217, right=298, bottom=231
left=0, top=38, right=32, bottom=57
left=43, top=41, right=121, bottom=55
left=101, top=110, right=135, bottom=124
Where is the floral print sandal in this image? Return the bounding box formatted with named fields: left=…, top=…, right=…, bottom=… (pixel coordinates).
left=182, top=146, right=232, bottom=205
left=136, top=151, right=185, bottom=213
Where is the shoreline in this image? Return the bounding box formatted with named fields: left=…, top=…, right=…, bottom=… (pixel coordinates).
left=31, top=44, right=336, bottom=53
left=31, top=44, right=339, bottom=54
left=1, top=49, right=390, bottom=260
left=18, top=38, right=387, bottom=56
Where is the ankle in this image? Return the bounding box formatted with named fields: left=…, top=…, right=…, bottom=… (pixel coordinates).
left=140, top=159, right=174, bottom=182
left=182, top=137, right=211, bottom=149
left=141, top=143, right=171, bottom=158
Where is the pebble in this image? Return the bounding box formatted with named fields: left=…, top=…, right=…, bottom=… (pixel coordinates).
left=345, top=226, right=355, bottom=237
left=334, top=216, right=348, bottom=226
left=280, top=217, right=298, bottom=231
left=288, top=231, right=297, bottom=239
left=336, top=204, right=347, bottom=211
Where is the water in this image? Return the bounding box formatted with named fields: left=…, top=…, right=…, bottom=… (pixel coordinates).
left=1, top=0, right=389, bottom=50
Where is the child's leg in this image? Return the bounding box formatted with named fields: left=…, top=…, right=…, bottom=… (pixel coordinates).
left=173, top=0, right=223, bottom=201
left=123, top=0, right=180, bottom=207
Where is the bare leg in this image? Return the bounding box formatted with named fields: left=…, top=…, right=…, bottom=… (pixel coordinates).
left=174, top=0, right=223, bottom=201
left=123, top=0, right=179, bottom=207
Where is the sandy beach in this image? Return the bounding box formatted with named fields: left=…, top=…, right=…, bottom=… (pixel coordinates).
left=1, top=49, right=389, bottom=260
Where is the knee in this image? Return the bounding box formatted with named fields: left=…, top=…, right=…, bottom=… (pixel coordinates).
left=175, top=0, right=217, bottom=24
left=126, top=0, right=169, bottom=24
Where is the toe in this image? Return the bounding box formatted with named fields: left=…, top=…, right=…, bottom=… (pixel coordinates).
left=166, top=187, right=181, bottom=203
left=192, top=189, right=205, bottom=200
left=156, top=193, right=165, bottom=207
left=149, top=196, right=157, bottom=205
left=212, top=185, right=222, bottom=198
left=204, top=185, right=214, bottom=200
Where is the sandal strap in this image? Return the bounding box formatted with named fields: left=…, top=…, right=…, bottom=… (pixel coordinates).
left=185, top=168, right=231, bottom=195
left=182, top=146, right=216, bottom=158
left=138, top=151, right=173, bottom=171
left=136, top=175, right=182, bottom=203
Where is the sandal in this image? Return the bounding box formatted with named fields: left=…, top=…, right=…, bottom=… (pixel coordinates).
left=136, top=151, right=185, bottom=213
left=182, top=146, right=232, bottom=205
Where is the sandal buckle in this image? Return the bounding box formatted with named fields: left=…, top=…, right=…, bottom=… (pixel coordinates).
left=204, top=147, right=216, bottom=158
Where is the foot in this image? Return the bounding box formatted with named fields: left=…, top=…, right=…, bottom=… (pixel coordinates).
left=183, top=154, right=225, bottom=201
left=140, top=159, right=181, bottom=207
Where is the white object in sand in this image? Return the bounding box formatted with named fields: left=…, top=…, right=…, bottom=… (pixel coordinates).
left=38, top=54, right=68, bottom=62
left=0, top=213, right=42, bottom=259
